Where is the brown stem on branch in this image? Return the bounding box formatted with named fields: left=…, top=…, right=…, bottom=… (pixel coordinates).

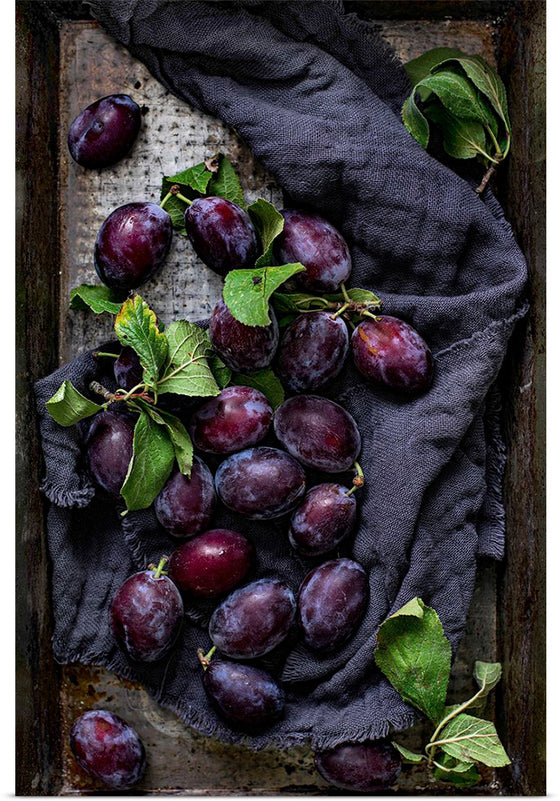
left=475, top=164, right=498, bottom=195
left=89, top=381, right=116, bottom=402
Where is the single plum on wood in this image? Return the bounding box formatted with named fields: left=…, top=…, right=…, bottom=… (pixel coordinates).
left=209, top=299, right=279, bottom=373
left=110, top=560, right=184, bottom=662
left=315, top=739, right=401, bottom=793
left=274, top=395, right=360, bottom=473
left=86, top=410, right=134, bottom=498
left=185, top=196, right=258, bottom=276
left=274, top=209, right=352, bottom=292
left=209, top=578, right=296, bottom=659
left=289, top=483, right=356, bottom=556
left=154, top=458, right=216, bottom=539
left=70, top=710, right=146, bottom=790
left=94, top=202, right=173, bottom=290
left=68, top=94, right=141, bottom=169
left=297, top=558, right=368, bottom=652
left=189, top=385, right=273, bottom=454
left=352, top=316, right=434, bottom=394
left=215, top=447, right=306, bottom=519
left=202, top=658, right=285, bottom=728
left=277, top=311, right=349, bottom=393
left=168, top=529, right=254, bottom=598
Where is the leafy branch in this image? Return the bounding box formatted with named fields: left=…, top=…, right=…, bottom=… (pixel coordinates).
left=374, top=598, right=510, bottom=788
left=402, top=48, right=512, bottom=193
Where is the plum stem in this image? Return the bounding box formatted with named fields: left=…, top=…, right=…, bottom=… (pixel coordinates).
left=197, top=645, right=217, bottom=670
left=94, top=351, right=119, bottom=359
left=346, top=462, right=365, bottom=496
left=160, top=191, right=173, bottom=209
left=361, top=310, right=382, bottom=323
left=331, top=302, right=351, bottom=320
left=340, top=283, right=351, bottom=303
left=152, top=556, right=169, bottom=580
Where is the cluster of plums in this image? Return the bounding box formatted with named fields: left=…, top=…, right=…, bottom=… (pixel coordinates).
left=67, top=93, right=424, bottom=792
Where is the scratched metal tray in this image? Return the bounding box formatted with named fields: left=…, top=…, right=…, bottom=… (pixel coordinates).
left=16, top=0, right=545, bottom=795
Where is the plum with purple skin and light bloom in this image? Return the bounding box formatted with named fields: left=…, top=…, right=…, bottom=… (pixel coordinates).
left=209, top=299, right=279, bottom=373
left=68, top=94, right=141, bottom=169
left=110, top=560, right=183, bottom=662
left=154, top=457, right=216, bottom=539
left=189, top=385, right=273, bottom=454
left=185, top=196, right=259, bottom=276
left=209, top=578, right=296, bottom=659
left=277, top=311, right=349, bottom=393
left=215, top=447, right=306, bottom=519
left=69, top=710, right=146, bottom=790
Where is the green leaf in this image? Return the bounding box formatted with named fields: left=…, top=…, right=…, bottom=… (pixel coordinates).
left=374, top=597, right=452, bottom=723
left=161, top=156, right=219, bottom=233
left=402, top=92, right=430, bottom=149
left=208, top=155, right=245, bottom=208
left=114, top=296, right=168, bottom=388
left=474, top=661, right=502, bottom=695
left=120, top=411, right=175, bottom=511
left=232, top=367, right=285, bottom=410
left=158, top=321, right=219, bottom=397
left=438, top=54, right=510, bottom=130
left=159, top=194, right=187, bottom=234
left=209, top=354, right=232, bottom=390
left=404, top=47, right=466, bottom=88
left=424, top=103, right=490, bottom=161
left=392, top=743, right=424, bottom=764
left=433, top=754, right=481, bottom=787
left=247, top=198, right=285, bottom=267
left=70, top=284, right=128, bottom=315
left=165, top=161, right=214, bottom=195
left=223, top=263, right=306, bottom=326
left=45, top=380, right=103, bottom=427
left=272, top=292, right=333, bottom=315
left=416, top=71, right=488, bottom=123
left=437, top=714, right=511, bottom=767
left=136, top=401, right=193, bottom=477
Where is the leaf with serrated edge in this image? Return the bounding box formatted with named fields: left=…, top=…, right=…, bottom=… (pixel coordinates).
left=437, top=714, right=510, bottom=767
left=438, top=55, right=510, bottom=129
left=137, top=401, right=193, bottom=477
left=165, top=161, right=214, bottom=195
left=232, top=367, right=285, bottom=410
left=404, top=46, right=466, bottom=88
left=416, top=71, right=488, bottom=124
left=120, top=411, right=175, bottom=511
left=425, top=104, right=489, bottom=161
left=114, top=296, right=168, bottom=388
left=392, top=743, right=424, bottom=763
left=158, top=321, right=219, bottom=397
left=375, top=597, right=451, bottom=723
left=402, top=92, right=430, bottom=149
left=46, top=380, right=103, bottom=427
left=247, top=199, right=284, bottom=268
left=474, top=661, right=502, bottom=696
left=223, top=263, right=306, bottom=326
left=208, top=156, right=245, bottom=208
left=70, top=284, right=127, bottom=315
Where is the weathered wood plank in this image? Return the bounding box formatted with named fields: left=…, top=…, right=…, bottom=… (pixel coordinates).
left=497, top=1, right=546, bottom=794
left=16, top=2, right=64, bottom=795
left=55, top=18, right=504, bottom=795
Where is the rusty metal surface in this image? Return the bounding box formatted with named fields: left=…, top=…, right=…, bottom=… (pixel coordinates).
left=51, top=17, right=508, bottom=795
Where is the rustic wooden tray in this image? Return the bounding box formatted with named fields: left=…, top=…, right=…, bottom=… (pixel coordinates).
left=16, top=0, right=545, bottom=795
